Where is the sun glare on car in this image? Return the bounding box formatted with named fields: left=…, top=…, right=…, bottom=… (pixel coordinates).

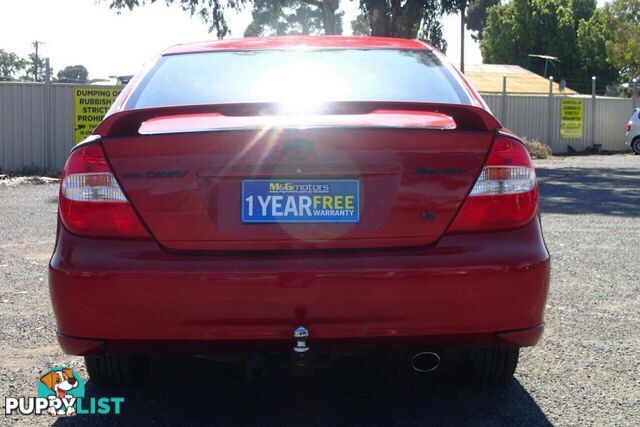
left=256, top=60, right=348, bottom=115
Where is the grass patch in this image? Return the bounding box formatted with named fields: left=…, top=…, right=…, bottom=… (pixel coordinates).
left=522, top=138, right=553, bottom=159
left=0, top=164, right=60, bottom=178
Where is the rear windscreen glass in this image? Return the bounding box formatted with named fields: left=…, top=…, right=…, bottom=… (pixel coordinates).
left=128, top=49, right=471, bottom=109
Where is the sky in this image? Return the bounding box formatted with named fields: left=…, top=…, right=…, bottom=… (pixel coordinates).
left=0, top=0, right=482, bottom=80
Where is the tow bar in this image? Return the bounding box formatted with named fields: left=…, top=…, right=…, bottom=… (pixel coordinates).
left=290, top=326, right=313, bottom=376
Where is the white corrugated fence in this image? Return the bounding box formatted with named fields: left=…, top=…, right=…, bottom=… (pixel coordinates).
left=0, top=82, right=636, bottom=172
left=483, top=93, right=633, bottom=153
left=0, top=82, right=75, bottom=172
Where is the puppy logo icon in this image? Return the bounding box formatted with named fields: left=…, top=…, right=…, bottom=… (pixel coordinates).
left=37, top=367, right=84, bottom=417
left=4, top=366, right=124, bottom=416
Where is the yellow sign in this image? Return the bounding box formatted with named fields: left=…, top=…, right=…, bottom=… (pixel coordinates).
left=73, top=86, right=122, bottom=143
left=560, top=98, right=584, bottom=139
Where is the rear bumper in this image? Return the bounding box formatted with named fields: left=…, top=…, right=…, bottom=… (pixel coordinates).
left=49, top=219, right=550, bottom=356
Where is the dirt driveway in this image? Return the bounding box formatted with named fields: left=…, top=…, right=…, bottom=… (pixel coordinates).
left=1, top=154, right=639, bottom=426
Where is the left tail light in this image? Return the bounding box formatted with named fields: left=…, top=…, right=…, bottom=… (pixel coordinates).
left=59, top=142, right=150, bottom=239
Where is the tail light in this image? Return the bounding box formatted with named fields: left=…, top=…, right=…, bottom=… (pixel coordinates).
left=447, top=136, right=538, bottom=233
left=59, top=142, right=150, bottom=239
left=627, top=122, right=632, bottom=133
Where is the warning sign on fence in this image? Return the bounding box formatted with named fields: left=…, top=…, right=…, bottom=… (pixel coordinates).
left=560, top=98, right=584, bottom=139
left=73, top=87, right=122, bottom=143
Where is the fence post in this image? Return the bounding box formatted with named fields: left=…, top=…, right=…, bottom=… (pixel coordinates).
left=633, top=78, right=638, bottom=109
left=547, top=76, right=553, bottom=146
left=44, top=58, right=52, bottom=170
left=591, top=76, right=596, bottom=148
left=502, top=75, right=507, bottom=125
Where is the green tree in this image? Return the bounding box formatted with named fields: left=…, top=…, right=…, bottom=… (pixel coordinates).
left=576, top=9, right=618, bottom=83
left=359, top=0, right=434, bottom=38
left=603, top=0, right=640, bottom=81
left=21, top=53, right=47, bottom=82
left=480, top=0, right=611, bottom=87
left=466, top=0, right=499, bottom=41
left=353, top=0, right=450, bottom=50
left=108, top=0, right=342, bottom=36
left=107, top=0, right=248, bottom=38
left=57, top=65, right=90, bottom=83
left=0, top=49, right=27, bottom=81
left=417, top=6, right=448, bottom=52
left=244, top=0, right=343, bottom=36
left=106, top=0, right=451, bottom=48
left=350, top=10, right=370, bottom=35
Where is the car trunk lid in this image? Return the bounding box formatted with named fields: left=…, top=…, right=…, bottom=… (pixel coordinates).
left=98, top=102, right=499, bottom=251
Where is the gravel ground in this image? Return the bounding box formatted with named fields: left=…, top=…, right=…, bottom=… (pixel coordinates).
left=0, top=154, right=639, bottom=426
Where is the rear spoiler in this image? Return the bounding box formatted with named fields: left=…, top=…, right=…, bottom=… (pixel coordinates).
left=94, top=101, right=502, bottom=138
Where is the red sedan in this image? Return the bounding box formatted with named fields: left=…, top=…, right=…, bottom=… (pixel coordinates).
left=49, top=36, right=549, bottom=385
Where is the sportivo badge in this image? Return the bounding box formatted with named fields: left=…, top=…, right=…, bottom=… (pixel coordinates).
left=242, top=179, right=360, bottom=223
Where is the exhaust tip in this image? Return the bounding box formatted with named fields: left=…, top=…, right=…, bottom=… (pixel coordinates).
left=411, top=351, right=441, bottom=372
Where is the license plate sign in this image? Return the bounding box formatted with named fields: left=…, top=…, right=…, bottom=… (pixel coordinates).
left=242, top=179, right=359, bottom=223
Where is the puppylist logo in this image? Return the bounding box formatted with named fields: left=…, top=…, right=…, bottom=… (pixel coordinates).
left=4, top=367, right=124, bottom=417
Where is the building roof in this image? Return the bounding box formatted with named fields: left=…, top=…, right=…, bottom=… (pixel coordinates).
left=163, top=36, right=431, bottom=55
left=464, top=64, right=576, bottom=95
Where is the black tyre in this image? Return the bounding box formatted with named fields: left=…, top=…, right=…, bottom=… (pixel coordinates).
left=468, top=347, right=519, bottom=382
left=632, top=137, right=640, bottom=155
left=84, top=355, right=150, bottom=387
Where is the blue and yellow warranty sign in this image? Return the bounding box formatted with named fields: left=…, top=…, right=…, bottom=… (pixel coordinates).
left=242, top=179, right=360, bottom=223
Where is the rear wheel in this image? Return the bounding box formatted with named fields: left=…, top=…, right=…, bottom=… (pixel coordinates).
left=84, top=355, right=150, bottom=387
left=632, top=137, right=640, bottom=154
left=467, top=347, right=519, bottom=382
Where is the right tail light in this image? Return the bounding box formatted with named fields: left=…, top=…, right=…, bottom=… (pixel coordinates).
left=447, top=136, right=538, bottom=233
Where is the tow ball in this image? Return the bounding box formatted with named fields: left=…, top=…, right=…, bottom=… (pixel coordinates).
left=290, top=326, right=313, bottom=376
